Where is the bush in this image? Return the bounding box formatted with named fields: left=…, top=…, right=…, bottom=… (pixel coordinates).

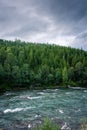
left=38, top=118, right=60, bottom=130
left=81, top=123, right=87, bottom=130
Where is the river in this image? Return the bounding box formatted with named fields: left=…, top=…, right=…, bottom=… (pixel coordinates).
left=0, top=88, right=87, bottom=130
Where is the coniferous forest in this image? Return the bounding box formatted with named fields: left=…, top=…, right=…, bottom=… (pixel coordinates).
left=0, top=39, right=87, bottom=90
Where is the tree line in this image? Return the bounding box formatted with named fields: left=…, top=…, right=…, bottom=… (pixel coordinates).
left=0, top=39, right=87, bottom=90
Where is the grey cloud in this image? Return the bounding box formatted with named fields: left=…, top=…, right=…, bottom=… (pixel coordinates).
left=0, top=0, right=87, bottom=50
left=71, top=32, right=87, bottom=50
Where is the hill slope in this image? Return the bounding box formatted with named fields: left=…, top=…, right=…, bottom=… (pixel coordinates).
left=0, top=39, right=87, bottom=90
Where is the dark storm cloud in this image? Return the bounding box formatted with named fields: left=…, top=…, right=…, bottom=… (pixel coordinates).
left=0, top=0, right=87, bottom=49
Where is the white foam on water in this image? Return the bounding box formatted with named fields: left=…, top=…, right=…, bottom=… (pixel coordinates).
left=3, top=108, right=24, bottom=113
left=55, top=89, right=58, bottom=90
left=28, top=124, right=31, bottom=128
left=61, top=122, right=71, bottom=130
left=59, top=109, right=64, bottom=114
left=67, top=116, right=71, bottom=119
left=66, top=92, right=71, bottom=95
left=54, top=89, right=59, bottom=92
left=38, top=92, right=45, bottom=95
left=84, top=90, right=87, bottom=92
left=20, top=95, right=42, bottom=100
left=27, top=96, right=42, bottom=100
left=3, top=107, right=35, bottom=113
left=35, top=114, right=41, bottom=118
left=61, top=122, right=67, bottom=129
left=20, top=96, right=27, bottom=98
left=25, top=107, right=36, bottom=110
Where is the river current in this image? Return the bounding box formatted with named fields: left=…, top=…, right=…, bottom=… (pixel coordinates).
left=0, top=88, right=87, bottom=130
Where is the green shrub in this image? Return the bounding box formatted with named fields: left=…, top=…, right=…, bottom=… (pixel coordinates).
left=81, top=123, right=87, bottom=130
left=38, top=118, right=60, bottom=130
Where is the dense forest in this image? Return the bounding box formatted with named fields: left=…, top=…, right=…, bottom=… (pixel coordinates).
left=0, top=39, right=87, bottom=90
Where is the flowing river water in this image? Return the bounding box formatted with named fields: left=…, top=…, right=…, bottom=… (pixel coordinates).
left=0, top=88, right=87, bottom=130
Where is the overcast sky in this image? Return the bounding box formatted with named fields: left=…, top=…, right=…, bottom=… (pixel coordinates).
left=0, top=0, right=87, bottom=50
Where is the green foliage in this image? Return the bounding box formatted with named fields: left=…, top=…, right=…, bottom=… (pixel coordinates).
left=62, top=67, right=68, bottom=84
left=81, top=124, right=87, bottom=130
left=0, top=39, right=87, bottom=90
left=38, top=118, right=60, bottom=130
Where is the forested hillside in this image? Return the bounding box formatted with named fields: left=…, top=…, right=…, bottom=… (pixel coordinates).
left=0, top=39, right=87, bottom=90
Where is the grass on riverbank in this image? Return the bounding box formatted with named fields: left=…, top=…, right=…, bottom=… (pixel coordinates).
left=34, top=119, right=60, bottom=130
left=81, top=123, right=87, bottom=130
left=33, top=118, right=87, bottom=130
